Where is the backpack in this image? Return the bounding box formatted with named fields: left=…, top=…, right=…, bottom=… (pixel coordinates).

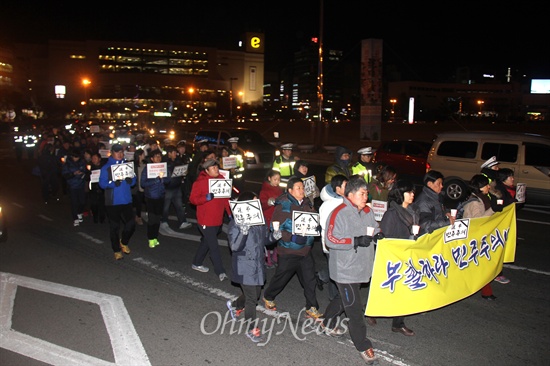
left=455, top=196, right=478, bottom=219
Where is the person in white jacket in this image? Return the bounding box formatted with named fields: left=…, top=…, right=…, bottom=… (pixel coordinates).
left=318, top=174, right=349, bottom=302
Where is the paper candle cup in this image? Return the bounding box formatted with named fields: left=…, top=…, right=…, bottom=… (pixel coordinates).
left=497, top=199, right=503, bottom=205
left=272, top=221, right=279, bottom=230
left=450, top=209, right=457, bottom=217
left=366, top=227, right=375, bottom=236
left=412, top=225, right=420, bottom=235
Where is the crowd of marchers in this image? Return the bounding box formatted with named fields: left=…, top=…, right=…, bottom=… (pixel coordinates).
left=25, top=124, right=518, bottom=364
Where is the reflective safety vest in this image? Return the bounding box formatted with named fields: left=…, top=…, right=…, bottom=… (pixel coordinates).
left=273, top=156, right=296, bottom=178
left=352, top=162, right=373, bottom=184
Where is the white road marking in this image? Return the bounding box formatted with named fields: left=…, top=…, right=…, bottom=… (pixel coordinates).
left=132, top=257, right=412, bottom=365
left=0, top=272, right=151, bottom=366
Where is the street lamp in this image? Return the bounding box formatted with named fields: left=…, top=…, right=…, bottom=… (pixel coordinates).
left=390, top=99, right=397, bottom=115
left=82, top=78, right=91, bottom=119
left=188, top=87, right=195, bottom=118
left=229, top=77, right=237, bottom=122
left=477, top=100, right=484, bottom=115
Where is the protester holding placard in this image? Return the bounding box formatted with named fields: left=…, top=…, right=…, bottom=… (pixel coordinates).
left=99, top=143, right=137, bottom=261
left=61, top=147, right=88, bottom=227
left=189, top=159, right=232, bottom=281
left=226, top=191, right=282, bottom=343
left=141, top=149, right=170, bottom=248
left=259, top=170, right=284, bottom=268
left=161, top=145, right=190, bottom=230
left=292, top=160, right=320, bottom=207
left=262, top=176, right=322, bottom=322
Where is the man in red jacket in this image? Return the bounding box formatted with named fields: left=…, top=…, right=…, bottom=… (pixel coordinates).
left=189, top=159, right=232, bottom=281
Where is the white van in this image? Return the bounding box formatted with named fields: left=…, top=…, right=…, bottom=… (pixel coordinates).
left=427, top=131, right=550, bottom=206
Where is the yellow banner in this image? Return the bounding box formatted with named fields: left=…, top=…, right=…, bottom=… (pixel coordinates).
left=366, top=204, right=517, bottom=317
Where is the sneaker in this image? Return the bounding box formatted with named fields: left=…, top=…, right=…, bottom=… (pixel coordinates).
left=226, top=300, right=242, bottom=320
left=192, top=264, right=209, bottom=273
left=73, top=219, right=80, bottom=227
left=120, top=243, right=131, bottom=254
left=262, top=297, right=276, bottom=310
left=219, top=273, right=228, bottom=281
left=77, top=213, right=84, bottom=222
left=114, top=252, right=123, bottom=260
left=320, top=322, right=345, bottom=337
left=148, top=239, right=156, bottom=248
left=494, top=275, right=510, bottom=284
left=359, top=348, right=378, bottom=364
left=153, top=238, right=160, bottom=246
left=305, top=306, right=323, bottom=321
left=179, top=222, right=192, bottom=229
left=246, top=327, right=264, bottom=343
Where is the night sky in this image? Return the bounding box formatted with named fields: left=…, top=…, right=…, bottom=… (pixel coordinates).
left=1, top=1, right=548, bottom=81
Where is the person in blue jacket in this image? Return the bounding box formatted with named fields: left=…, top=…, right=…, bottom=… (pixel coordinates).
left=99, top=143, right=137, bottom=260
left=141, top=149, right=171, bottom=248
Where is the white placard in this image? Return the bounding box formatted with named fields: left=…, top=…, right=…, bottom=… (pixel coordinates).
left=110, top=162, right=134, bottom=180
left=147, top=162, right=167, bottom=179
left=90, top=125, right=100, bottom=133
left=208, top=178, right=233, bottom=198
left=90, top=169, right=100, bottom=183
left=219, top=169, right=230, bottom=180
left=230, top=199, right=265, bottom=226
left=222, top=156, right=238, bottom=169
left=371, top=199, right=388, bottom=222
left=302, top=175, right=317, bottom=197
left=291, top=211, right=320, bottom=236
left=172, top=164, right=188, bottom=177
left=99, top=149, right=110, bottom=159
left=124, top=151, right=134, bottom=161
left=516, top=183, right=526, bottom=203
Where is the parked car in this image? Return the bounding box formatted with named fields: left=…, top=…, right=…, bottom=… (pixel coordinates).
left=427, top=131, right=550, bottom=205
left=373, top=140, right=432, bottom=177
left=193, top=128, right=276, bottom=170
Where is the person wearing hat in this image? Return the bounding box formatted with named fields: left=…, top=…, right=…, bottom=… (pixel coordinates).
left=480, top=156, right=500, bottom=184
left=272, top=143, right=299, bottom=181
left=99, top=143, right=137, bottom=260
left=226, top=136, right=245, bottom=194
left=352, top=147, right=378, bottom=184
left=325, top=145, right=353, bottom=185
left=189, top=158, right=232, bottom=281
left=480, top=156, right=511, bottom=285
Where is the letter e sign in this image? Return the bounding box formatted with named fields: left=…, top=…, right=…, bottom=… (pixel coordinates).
left=245, top=32, right=264, bottom=53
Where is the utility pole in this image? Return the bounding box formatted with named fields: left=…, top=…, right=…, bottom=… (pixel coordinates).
left=229, top=77, right=237, bottom=122
left=316, top=0, right=325, bottom=151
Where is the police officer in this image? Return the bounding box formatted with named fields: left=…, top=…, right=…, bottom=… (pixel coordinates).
left=352, top=147, right=377, bottom=184
left=272, top=143, right=298, bottom=183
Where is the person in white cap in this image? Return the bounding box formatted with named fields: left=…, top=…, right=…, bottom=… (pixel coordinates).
left=480, top=156, right=500, bottom=184
left=480, top=156, right=511, bottom=285
left=272, top=143, right=299, bottom=180
left=226, top=136, right=245, bottom=189
left=352, top=147, right=378, bottom=184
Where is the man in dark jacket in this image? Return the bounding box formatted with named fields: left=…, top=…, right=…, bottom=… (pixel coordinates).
left=325, top=145, right=353, bottom=184
left=262, top=176, right=322, bottom=321
left=413, top=170, right=454, bottom=235
left=99, top=143, right=137, bottom=260
left=161, top=145, right=191, bottom=230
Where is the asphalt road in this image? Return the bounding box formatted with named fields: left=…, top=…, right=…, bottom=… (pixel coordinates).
left=1, top=133, right=549, bottom=366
